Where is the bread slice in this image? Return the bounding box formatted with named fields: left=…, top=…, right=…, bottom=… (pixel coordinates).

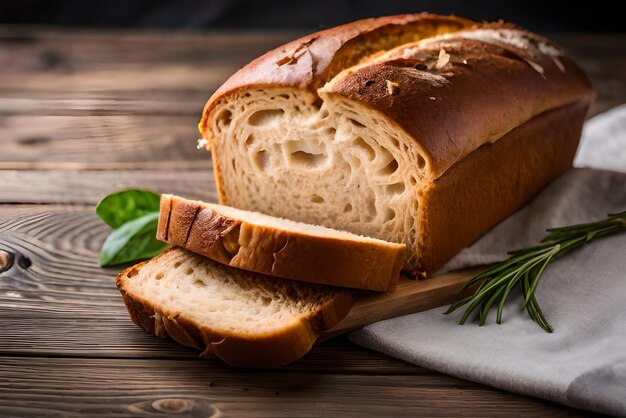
left=116, top=247, right=353, bottom=368
left=198, top=15, right=594, bottom=277
left=156, top=194, right=405, bottom=291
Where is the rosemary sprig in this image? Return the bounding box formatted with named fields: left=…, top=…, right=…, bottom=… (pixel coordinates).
left=445, top=211, right=626, bottom=332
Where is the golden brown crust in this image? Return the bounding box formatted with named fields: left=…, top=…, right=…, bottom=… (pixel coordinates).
left=167, top=195, right=200, bottom=246
left=155, top=194, right=172, bottom=242
left=159, top=195, right=405, bottom=291
left=199, top=13, right=474, bottom=135
left=323, top=24, right=594, bottom=178
left=171, top=197, right=242, bottom=265
left=413, top=101, right=589, bottom=276
left=115, top=250, right=353, bottom=368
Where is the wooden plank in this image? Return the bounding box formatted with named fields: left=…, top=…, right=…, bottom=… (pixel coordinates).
left=0, top=27, right=300, bottom=107
left=0, top=171, right=216, bottom=203
left=0, top=63, right=229, bottom=95
left=0, top=27, right=298, bottom=69
left=0, top=97, right=202, bottom=116
left=0, top=115, right=209, bottom=168
left=0, top=60, right=225, bottom=112
left=0, top=357, right=585, bottom=417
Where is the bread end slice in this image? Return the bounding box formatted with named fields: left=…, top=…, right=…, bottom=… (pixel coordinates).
left=116, top=248, right=353, bottom=367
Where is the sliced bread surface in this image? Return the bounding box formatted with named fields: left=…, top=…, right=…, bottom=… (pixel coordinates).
left=116, top=247, right=353, bottom=367
left=157, top=194, right=405, bottom=291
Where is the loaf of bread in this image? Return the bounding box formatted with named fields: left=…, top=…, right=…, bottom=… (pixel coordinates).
left=157, top=194, right=405, bottom=291
left=198, top=13, right=595, bottom=276
left=117, top=247, right=352, bottom=367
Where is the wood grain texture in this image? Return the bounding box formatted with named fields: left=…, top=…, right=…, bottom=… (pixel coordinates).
left=0, top=204, right=191, bottom=358
left=0, top=97, right=202, bottom=116
left=0, top=357, right=587, bottom=417
left=0, top=115, right=206, bottom=167
left=0, top=171, right=216, bottom=203
left=0, top=27, right=300, bottom=103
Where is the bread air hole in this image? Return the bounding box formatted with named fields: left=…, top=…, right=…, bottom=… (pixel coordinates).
left=384, top=207, right=396, bottom=222
left=193, top=279, right=206, bottom=288
left=289, top=150, right=327, bottom=168
left=343, top=203, right=353, bottom=213
left=365, top=197, right=377, bottom=221
left=386, top=182, right=405, bottom=195
left=417, top=154, right=426, bottom=170
left=283, top=139, right=328, bottom=169
left=310, top=194, right=325, bottom=204
left=348, top=118, right=365, bottom=128
left=378, top=158, right=399, bottom=176
left=253, top=150, right=269, bottom=171
left=343, top=154, right=360, bottom=170
left=248, top=109, right=284, bottom=127
left=217, top=109, right=232, bottom=128
left=245, top=134, right=255, bottom=146
left=354, top=137, right=376, bottom=161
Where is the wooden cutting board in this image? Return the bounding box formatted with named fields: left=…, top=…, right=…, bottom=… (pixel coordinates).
left=319, top=268, right=482, bottom=340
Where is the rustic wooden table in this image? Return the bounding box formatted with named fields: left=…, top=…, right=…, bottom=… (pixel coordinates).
left=1, top=26, right=623, bottom=417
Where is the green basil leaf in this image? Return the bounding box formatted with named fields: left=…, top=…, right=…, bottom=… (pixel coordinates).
left=96, top=189, right=161, bottom=229
left=99, top=212, right=169, bottom=267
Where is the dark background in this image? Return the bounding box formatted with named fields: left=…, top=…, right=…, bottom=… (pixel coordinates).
left=0, top=0, right=623, bottom=32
